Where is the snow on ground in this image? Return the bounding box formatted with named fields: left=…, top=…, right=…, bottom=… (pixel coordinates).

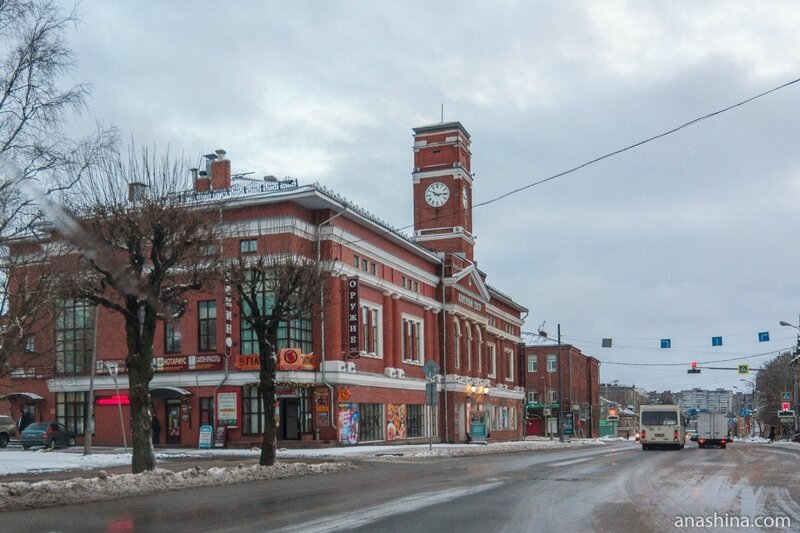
left=0, top=437, right=790, bottom=512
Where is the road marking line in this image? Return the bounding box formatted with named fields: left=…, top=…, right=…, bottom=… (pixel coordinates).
left=548, top=456, right=594, bottom=467
left=274, top=481, right=503, bottom=533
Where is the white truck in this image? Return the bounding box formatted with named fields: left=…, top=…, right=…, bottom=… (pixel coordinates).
left=695, top=412, right=729, bottom=449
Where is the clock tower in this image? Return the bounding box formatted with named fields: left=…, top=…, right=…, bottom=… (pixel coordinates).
left=412, top=121, right=475, bottom=261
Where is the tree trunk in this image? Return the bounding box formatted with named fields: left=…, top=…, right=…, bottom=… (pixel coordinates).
left=126, top=318, right=156, bottom=474
left=259, top=333, right=278, bottom=466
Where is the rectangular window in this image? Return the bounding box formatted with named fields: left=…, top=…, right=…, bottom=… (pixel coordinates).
left=370, top=262, right=376, bottom=275
left=242, top=385, right=264, bottom=435
left=56, top=391, right=88, bottom=434
left=505, top=349, right=514, bottom=381
left=407, top=404, right=425, bottom=438
left=354, top=255, right=360, bottom=269
left=487, top=344, right=496, bottom=377
left=549, top=389, right=558, bottom=403
left=527, top=354, right=537, bottom=373
left=198, top=300, right=217, bottom=351
left=164, top=306, right=182, bottom=353
left=238, top=274, right=312, bottom=355
left=24, top=335, right=34, bottom=352
left=547, top=354, right=557, bottom=373
left=55, top=299, right=95, bottom=374
left=528, top=391, right=539, bottom=403
left=362, top=260, right=368, bottom=272
left=239, top=239, right=257, bottom=254
left=361, top=304, right=381, bottom=356
left=358, top=403, right=384, bottom=442
left=401, top=316, right=423, bottom=363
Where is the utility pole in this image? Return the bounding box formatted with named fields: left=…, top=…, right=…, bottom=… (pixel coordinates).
left=557, top=324, right=564, bottom=442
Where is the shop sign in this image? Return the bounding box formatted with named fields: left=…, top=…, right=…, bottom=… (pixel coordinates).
left=347, top=277, right=361, bottom=358
left=198, top=424, right=213, bottom=449
left=154, top=354, right=224, bottom=372
left=277, top=348, right=317, bottom=371
left=96, top=394, right=130, bottom=405
left=236, top=355, right=260, bottom=371
left=316, top=389, right=331, bottom=427
left=216, top=391, right=239, bottom=427
left=276, top=387, right=298, bottom=398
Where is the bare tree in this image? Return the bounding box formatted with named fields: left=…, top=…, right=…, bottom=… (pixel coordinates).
left=54, top=147, right=222, bottom=473
left=229, top=226, right=330, bottom=466
left=755, top=352, right=794, bottom=433
left=0, top=0, right=115, bottom=378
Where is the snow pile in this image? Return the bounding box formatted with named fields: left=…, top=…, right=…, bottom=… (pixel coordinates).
left=0, top=461, right=352, bottom=512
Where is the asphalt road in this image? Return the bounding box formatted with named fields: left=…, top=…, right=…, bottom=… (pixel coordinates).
left=5, top=441, right=800, bottom=532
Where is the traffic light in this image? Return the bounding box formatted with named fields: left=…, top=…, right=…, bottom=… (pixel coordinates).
left=687, top=361, right=701, bottom=374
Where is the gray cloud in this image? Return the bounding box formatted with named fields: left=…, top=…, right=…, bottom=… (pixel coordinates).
left=63, top=1, right=800, bottom=391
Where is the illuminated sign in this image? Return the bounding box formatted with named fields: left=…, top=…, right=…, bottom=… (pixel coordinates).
left=96, top=395, right=130, bottom=405
left=347, top=277, right=361, bottom=358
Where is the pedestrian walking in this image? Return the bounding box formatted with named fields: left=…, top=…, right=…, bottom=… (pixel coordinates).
left=152, top=415, right=161, bottom=445
left=768, top=426, right=776, bottom=443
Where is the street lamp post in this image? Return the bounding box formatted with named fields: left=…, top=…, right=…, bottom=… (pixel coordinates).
left=106, top=362, right=128, bottom=453
left=779, top=317, right=800, bottom=433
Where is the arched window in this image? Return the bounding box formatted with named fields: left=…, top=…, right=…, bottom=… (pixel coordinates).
left=453, top=317, right=461, bottom=369
left=475, top=325, right=483, bottom=373
left=466, top=323, right=473, bottom=371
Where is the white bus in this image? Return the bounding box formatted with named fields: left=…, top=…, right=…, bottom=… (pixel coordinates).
left=639, top=404, right=687, bottom=450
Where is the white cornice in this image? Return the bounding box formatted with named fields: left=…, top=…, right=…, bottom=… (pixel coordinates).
left=411, top=166, right=473, bottom=185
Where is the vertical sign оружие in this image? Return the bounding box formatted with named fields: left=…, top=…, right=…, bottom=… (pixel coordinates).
left=347, top=277, right=361, bottom=358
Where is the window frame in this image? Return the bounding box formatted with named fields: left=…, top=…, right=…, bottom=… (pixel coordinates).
left=401, top=313, right=424, bottom=364
left=360, top=302, right=382, bottom=357
left=239, top=238, right=258, bottom=254
left=198, top=300, right=217, bottom=352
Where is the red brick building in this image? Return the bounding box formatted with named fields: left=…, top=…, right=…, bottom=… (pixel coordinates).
left=522, top=344, right=600, bottom=438
left=1, top=121, right=528, bottom=448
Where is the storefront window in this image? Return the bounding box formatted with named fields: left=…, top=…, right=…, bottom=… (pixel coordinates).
left=57, top=391, right=88, bottom=434
left=242, top=385, right=264, bottom=435
left=358, top=403, right=384, bottom=442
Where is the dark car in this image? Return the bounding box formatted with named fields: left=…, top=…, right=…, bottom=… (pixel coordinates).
left=21, top=422, right=76, bottom=449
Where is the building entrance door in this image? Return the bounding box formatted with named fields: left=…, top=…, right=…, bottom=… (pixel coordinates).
left=280, top=398, right=299, bottom=440
left=166, top=399, right=181, bottom=445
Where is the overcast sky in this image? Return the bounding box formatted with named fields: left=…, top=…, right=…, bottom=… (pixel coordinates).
left=61, top=1, right=800, bottom=393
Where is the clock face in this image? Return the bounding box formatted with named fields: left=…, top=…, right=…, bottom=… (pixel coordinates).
left=462, top=185, right=469, bottom=209
left=425, top=182, right=450, bottom=207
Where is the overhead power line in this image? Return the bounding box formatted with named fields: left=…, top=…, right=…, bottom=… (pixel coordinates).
left=341, top=76, right=800, bottom=248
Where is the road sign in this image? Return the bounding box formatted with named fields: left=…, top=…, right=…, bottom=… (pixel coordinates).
left=778, top=410, right=795, bottom=419
left=423, top=360, right=440, bottom=380
left=782, top=392, right=791, bottom=401
left=737, top=364, right=749, bottom=375
left=425, top=382, right=437, bottom=406
left=782, top=402, right=791, bottom=411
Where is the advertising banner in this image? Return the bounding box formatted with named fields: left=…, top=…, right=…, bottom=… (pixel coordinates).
left=338, top=403, right=359, bottom=445
left=216, top=391, right=239, bottom=427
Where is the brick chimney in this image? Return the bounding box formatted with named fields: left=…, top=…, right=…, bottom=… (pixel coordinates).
left=192, top=167, right=211, bottom=193
left=210, top=149, right=230, bottom=190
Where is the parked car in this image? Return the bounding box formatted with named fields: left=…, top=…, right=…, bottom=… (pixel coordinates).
left=0, top=415, right=18, bottom=447
left=21, top=422, right=76, bottom=450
